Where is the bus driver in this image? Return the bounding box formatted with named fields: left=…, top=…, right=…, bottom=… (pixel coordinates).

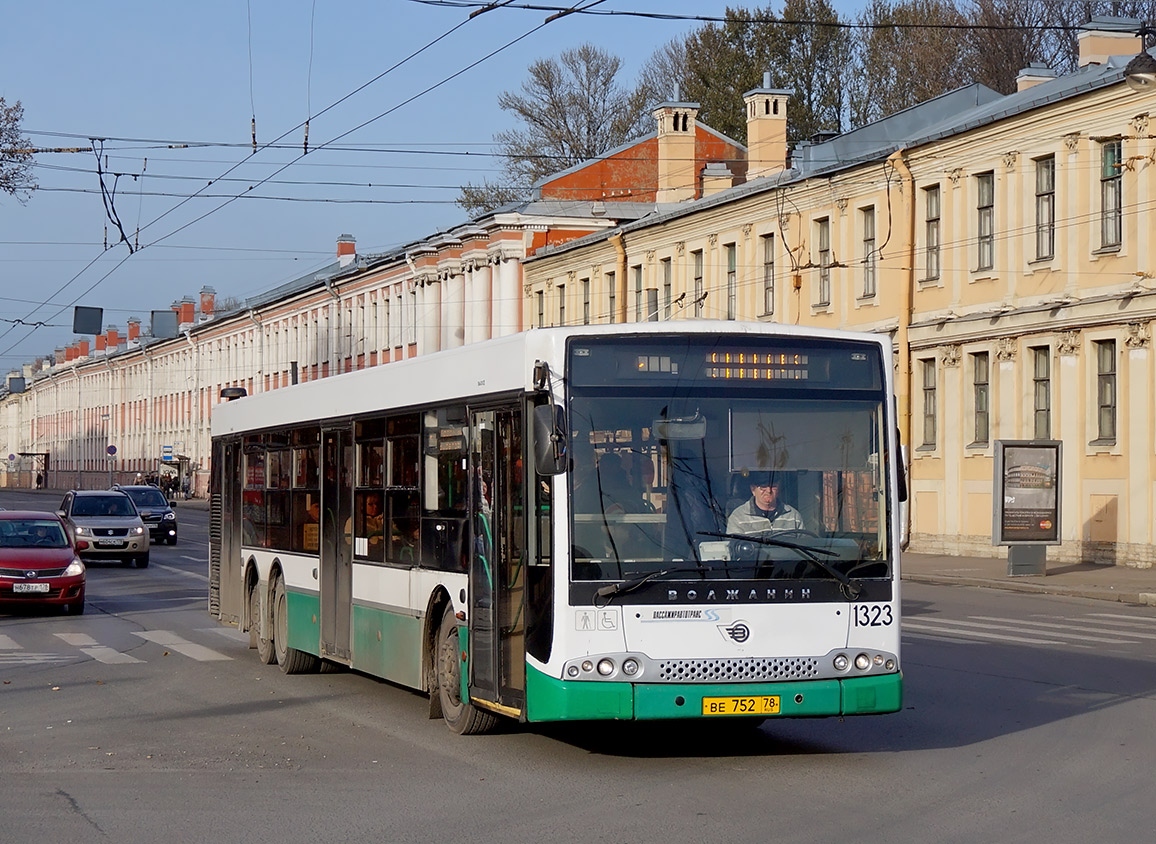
left=726, top=473, right=806, bottom=535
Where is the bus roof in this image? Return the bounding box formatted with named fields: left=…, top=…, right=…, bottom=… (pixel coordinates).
left=210, top=322, right=891, bottom=437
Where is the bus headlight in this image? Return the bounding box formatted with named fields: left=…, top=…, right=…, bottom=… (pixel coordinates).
left=566, top=665, right=580, bottom=678
left=621, top=658, right=640, bottom=676
left=581, top=660, right=593, bottom=673
left=596, top=658, right=615, bottom=676
left=854, top=653, right=871, bottom=671
left=833, top=653, right=849, bottom=671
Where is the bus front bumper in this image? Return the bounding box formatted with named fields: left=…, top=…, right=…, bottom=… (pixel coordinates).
left=525, top=665, right=902, bottom=722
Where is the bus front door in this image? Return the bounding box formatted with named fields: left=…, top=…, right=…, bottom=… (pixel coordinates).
left=469, top=407, right=526, bottom=712
left=320, top=427, right=353, bottom=661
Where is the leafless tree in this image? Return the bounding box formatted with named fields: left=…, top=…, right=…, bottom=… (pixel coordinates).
left=456, top=44, right=652, bottom=215
left=1, top=97, right=36, bottom=203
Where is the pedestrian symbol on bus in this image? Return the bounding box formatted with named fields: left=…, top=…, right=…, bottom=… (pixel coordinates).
left=575, top=610, right=595, bottom=631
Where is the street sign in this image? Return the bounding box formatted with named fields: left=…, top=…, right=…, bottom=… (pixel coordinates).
left=162, top=445, right=174, bottom=462
left=107, top=445, right=117, bottom=456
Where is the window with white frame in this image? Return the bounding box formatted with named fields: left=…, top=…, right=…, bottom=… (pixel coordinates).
left=1100, top=139, right=1122, bottom=249
left=606, top=271, right=616, bottom=323
left=971, top=351, right=989, bottom=445
left=1035, top=155, right=1055, bottom=260
left=1095, top=339, right=1116, bottom=442
left=633, top=264, right=644, bottom=321
left=861, top=206, right=876, bottom=299
left=557, top=284, right=565, bottom=326
left=1031, top=346, right=1050, bottom=439
left=924, top=185, right=940, bottom=280
left=536, top=290, right=545, bottom=328
left=761, top=233, right=775, bottom=315
left=725, top=243, right=737, bottom=319
left=976, top=172, right=994, bottom=271
left=662, top=257, right=672, bottom=319
left=581, top=278, right=590, bottom=325
left=692, top=250, right=704, bottom=317
left=921, top=358, right=936, bottom=448
left=816, top=219, right=831, bottom=305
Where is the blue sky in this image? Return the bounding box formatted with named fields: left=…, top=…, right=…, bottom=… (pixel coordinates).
left=0, top=1, right=863, bottom=369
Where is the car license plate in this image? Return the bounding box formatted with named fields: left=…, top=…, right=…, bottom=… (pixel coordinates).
left=702, top=695, right=780, bottom=716
left=14, top=582, right=50, bottom=593
left=97, top=539, right=122, bottom=546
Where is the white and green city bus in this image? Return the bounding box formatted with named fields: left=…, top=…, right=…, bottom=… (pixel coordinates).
left=209, top=322, right=904, bottom=733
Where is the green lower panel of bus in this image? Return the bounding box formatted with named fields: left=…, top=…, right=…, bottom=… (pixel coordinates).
left=351, top=603, right=423, bottom=688
left=525, top=665, right=902, bottom=722
left=285, top=588, right=320, bottom=654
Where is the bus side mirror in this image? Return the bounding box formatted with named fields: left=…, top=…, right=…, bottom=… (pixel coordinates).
left=533, top=405, right=567, bottom=476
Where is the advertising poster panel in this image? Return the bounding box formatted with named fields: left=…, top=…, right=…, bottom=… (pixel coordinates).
left=993, top=440, right=1062, bottom=545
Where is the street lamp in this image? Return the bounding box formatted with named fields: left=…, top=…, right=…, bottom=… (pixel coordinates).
left=1125, top=26, right=1156, bottom=92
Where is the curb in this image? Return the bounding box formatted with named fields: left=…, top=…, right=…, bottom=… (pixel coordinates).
left=904, top=573, right=1154, bottom=606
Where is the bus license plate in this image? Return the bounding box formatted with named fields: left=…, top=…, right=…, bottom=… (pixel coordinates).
left=14, top=583, right=50, bottom=593
left=702, top=695, right=780, bottom=716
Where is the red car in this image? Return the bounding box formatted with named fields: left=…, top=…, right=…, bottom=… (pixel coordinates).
left=0, top=510, right=86, bottom=614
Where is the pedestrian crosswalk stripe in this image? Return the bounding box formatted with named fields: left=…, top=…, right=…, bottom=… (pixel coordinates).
left=967, top=616, right=1143, bottom=643
left=0, top=652, right=74, bottom=665
left=1085, top=613, right=1156, bottom=627
left=55, top=633, right=144, bottom=664
left=0, top=634, right=21, bottom=650
left=132, top=630, right=230, bottom=661
left=903, top=620, right=1071, bottom=646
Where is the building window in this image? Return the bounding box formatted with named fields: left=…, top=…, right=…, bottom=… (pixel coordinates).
left=692, top=250, right=704, bottom=317
left=816, top=219, right=831, bottom=305
left=972, top=352, right=989, bottom=445
left=536, top=290, right=544, bottom=328
left=1095, top=339, right=1116, bottom=441
left=407, top=290, right=417, bottom=345
left=633, top=264, right=644, bottom=321
left=1035, top=155, right=1055, bottom=260
left=924, top=185, right=940, bottom=280
left=861, top=206, right=876, bottom=299
left=661, top=258, right=672, bottom=319
left=557, top=284, right=565, bottom=326
left=725, top=243, right=737, bottom=320
left=1032, top=346, right=1050, bottom=439
left=1100, top=139, right=1122, bottom=249
left=976, top=172, right=994, bottom=271
left=581, top=278, right=590, bottom=325
left=921, top=358, right=936, bottom=447
left=606, top=271, right=616, bottom=323
left=761, top=233, right=775, bottom=315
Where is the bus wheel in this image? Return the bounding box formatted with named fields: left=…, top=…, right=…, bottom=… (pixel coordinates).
left=273, top=574, right=318, bottom=674
left=250, top=582, right=276, bottom=665
left=436, top=605, right=498, bottom=735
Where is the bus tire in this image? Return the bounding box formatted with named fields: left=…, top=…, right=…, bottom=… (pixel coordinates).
left=436, top=604, right=498, bottom=735
left=250, top=581, right=276, bottom=665
left=273, top=574, right=318, bottom=674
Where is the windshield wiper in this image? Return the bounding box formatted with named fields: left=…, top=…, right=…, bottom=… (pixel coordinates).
left=593, top=565, right=714, bottom=606
left=696, top=531, right=863, bottom=600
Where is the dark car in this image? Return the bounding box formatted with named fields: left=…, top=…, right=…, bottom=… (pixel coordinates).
left=0, top=510, right=86, bottom=614
left=115, top=484, right=178, bottom=545
left=57, top=489, right=150, bottom=568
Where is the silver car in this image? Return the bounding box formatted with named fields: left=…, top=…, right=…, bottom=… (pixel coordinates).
left=58, top=490, right=150, bottom=568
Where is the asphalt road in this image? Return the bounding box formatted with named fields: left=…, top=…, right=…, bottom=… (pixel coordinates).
left=2, top=488, right=1154, bottom=843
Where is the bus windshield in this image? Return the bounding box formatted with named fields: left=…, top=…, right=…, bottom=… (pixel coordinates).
left=566, top=335, right=893, bottom=585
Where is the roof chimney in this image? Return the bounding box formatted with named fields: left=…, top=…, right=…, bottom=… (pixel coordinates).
left=701, top=162, right=735, bottom=196
left=337, top=234, right=357, bottom=267
left=127, top=317, right=141, bottom=342
left=653, top=96, right=700, bottom=203
left=1016, top=63, right=1058, bottom=91
left=179, top=296, right=196, bottom=328
left=1078, top=16, right=1142, bottom=67
left=106, top=326, right=120, bottom=350
left=200, top=285, right=216, bottom=320
left=77, top=339, right=90, bottom=358
left=94, top=334, right=106, bottom=353
left=65, top=343, right=78, bottom=362
left=744, top=75, right=792, bottom=181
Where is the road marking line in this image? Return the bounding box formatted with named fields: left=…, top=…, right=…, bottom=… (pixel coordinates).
left=199, top=627, right=248, bottom=643
left=966, top=616, right=1143, bottom=643
left=903, top=620, right=1069, bottom=646
left=0, top=653, right=74, bottom=665
left=180, top=555, right=204, bottom=562
left=1085, top=613, right=1156, bottom=626
left=55, top=632, right=145, bottom=664
left=132, top=630, right=230, bottom=661
left=0, top=634, right=21, bottom=649
left=152, top=562, right=208, bottom=581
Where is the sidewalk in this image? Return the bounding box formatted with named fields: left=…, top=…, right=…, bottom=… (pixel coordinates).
left=903, top=551, right=1156, bottom=607
left=7, top=488, right=1155, bottom=607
